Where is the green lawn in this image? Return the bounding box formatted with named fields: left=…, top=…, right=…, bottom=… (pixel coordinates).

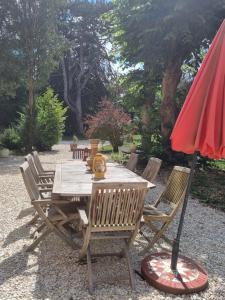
left=100, top=135, right=142, bottom=153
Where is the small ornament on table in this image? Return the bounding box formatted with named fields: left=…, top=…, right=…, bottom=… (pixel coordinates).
left=93, top=153, right=107, bottom=179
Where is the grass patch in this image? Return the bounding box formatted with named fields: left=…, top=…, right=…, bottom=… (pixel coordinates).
left=111, top=152, right=129, bottom=164
left=100, top=144, right=113, bottom=153
left=191, top=168, right=225, bottom=212
left=209, top=159, right=225, bottom=171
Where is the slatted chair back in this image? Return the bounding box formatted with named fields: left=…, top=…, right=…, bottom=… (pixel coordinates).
left=20, top=161, right=39, bottom=201
left=89, top=182, right=147, bottom=232
left=142, top=157, right=162, bottom=182
left=161, top=166, right=190, bottom=209
left=25, top=154, right=39, bottom=184
left=72, top=148, right=91, bottom=160
left=32, top=151, right=44, bottom=174
left=126, top=153, right=138, bottom=172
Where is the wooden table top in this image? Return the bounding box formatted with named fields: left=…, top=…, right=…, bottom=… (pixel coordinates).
left=52, top=160, right=155, bottom=197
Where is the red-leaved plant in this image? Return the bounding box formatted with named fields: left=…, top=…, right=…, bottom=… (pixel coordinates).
left=85, top=100, right=131, bottom=152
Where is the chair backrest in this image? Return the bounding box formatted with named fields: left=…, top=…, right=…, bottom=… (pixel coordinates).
left=142, top=157, right=162, bottom=182
left=20, top=161, right=39, bottom=201
left=72, top=148, right=91, bottom=160
left=88, top=182, right=147, bottom=232
left=32, top=151, right=44, bottom=174
left=25, top=154, right=39, bottom=183
left=161, top=166, right=190, bottom=209
left=126, top=153, right=138, bottom=172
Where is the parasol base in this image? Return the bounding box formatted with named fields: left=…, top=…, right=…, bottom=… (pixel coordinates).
left=141, top=252, right=208, bottom=295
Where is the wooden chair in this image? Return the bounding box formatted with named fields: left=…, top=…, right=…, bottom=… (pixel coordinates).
left=142, top=157, right=162, bottom=182
left=25, top=154, right=53, bottom=185
left=140, top=166, right=190, bottom=255
left=78, top=182, right=147, bottom=293
left=20, top=162, right=78, bottom=252
left=126, top=153, right=138, bottom=172
left=72, top=148, right=91, bottom=160
left=32, top=151, right=55, bottom=175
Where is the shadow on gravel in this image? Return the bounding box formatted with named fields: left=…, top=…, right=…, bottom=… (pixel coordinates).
left=0, top=247, right=31, bottom=286
left=0, top=156, right=24, bottom=175
left=2, top=223, right=31, bottom=248
left=39, top=150, right=60, bottom=156
left=17, top=207, right=34, bottom=220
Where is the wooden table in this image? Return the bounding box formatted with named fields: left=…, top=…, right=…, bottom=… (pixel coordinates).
left=52, top=160, right=155, bottom=197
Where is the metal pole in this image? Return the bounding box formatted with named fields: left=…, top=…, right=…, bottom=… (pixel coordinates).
left=171, top=152, right=198, bottom=271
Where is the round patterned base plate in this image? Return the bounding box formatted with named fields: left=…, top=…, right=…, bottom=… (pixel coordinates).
left=141, top=252, right=208, bottom=295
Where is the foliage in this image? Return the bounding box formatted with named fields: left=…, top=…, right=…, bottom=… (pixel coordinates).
left=0, top=0, right=67, bottom=150
left=0, top=127, right=22, bottom=150
left=191, top=169, right=225, bottom=212
left=72, top=135, right=78, bottom=143
left=18, top=107, right=37, bottom=151
left=0, top=0, right=66, bottom=95
left=110, top=152, right=128, bottom=164
left=59, top=0, right=112, bottom=134
left=34, top=88, right=67, bottom=151
left=85, top=99, right=131, bottom=152
left=0, top=87, right=26, bottom=130
left=111, top=0, right=224, bottom=74
left=109, top=0, right=225, bottom=152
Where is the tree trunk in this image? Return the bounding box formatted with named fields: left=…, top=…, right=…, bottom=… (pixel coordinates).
left=112, top=145, right=119, bottom=152
left=74, top=89, right=84, bottom=136
left=26, top=77, right=35, bottom=152
left=160, top=60, right=182, bottom=140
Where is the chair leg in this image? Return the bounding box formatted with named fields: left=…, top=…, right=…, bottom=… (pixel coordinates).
left=139, top=222, right=169, bottom=255
left=124, top=242, right=136, bottom=291
left=26, top=228, right=52, bottom=252
left=87, top=246, right=94, bottom=294
left=147, top=222, right=172, bottom=246
left=30, top=222, right=46, bottom=238
left=28, top=213, right=39, bottom=225
left=79, top=229, right=91, bottom=260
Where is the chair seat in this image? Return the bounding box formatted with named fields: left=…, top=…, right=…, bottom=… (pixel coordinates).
left=143, top=205, right=169, bottom=220
left=91, top=231, right=132, bottom=240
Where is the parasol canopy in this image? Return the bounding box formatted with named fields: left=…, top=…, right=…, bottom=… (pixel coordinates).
left=171, top=20, right=225, bottom=159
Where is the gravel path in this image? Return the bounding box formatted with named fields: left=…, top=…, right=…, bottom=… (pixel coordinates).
left=0, top=142, right=225, bottom=300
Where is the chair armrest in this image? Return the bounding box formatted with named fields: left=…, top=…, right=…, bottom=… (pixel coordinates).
left=78, top=208, right=88, bottom=226
left=33, top=198, right=71, bottom=204
left=33, top=198, right=53, bottom=204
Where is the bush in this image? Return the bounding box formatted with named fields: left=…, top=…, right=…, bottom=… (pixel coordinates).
left=16, top=107, right=36, bottom=151
left=0, top=127, right=22, bottom=150
left=85, top=100, right=131, bottom=152
left=34, top=88, right=67, bottom=151
left=0, top=88, right=67, bottom=152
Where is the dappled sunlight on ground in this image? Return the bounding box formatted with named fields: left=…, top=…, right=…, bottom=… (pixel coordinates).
left=0, top=142, right=224, bottom=299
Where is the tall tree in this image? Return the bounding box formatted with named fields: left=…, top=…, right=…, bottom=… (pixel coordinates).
left=61, top=0, right=111, bottom=135
left=111, top=0, right=225, bottom=144
left=0, top=0, right=65, bottom=150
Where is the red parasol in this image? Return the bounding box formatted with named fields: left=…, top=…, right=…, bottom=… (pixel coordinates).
left=171, top=20, right=225, bottom=159
left=141, top=20, right=225, bottom=295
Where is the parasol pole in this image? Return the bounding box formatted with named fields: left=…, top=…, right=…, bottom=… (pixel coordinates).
left=171, top=151, right=198, bottom=271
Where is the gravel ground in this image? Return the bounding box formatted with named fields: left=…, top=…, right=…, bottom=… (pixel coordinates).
left=0, top=142, right=225, bottom=300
